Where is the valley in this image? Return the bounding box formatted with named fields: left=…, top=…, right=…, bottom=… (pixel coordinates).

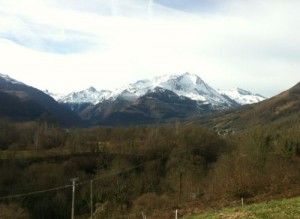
left=0, top=73, right=299, bottom=218
left=1, top=0, right=300, bottom=218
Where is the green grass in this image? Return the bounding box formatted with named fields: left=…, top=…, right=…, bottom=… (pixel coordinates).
left=183, top=196, right=300, bottom=219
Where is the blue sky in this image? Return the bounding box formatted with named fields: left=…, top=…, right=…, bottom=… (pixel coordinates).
left=0, top=0, right=299, bottom=97
left=156, top=0, right=220, bottom=13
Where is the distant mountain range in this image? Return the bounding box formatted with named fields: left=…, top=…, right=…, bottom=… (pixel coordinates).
left=52, top=73, right=265, bottom=106
left=47, top=73, right=266, bottom=125
left=1, top=72, right=267, bottom=126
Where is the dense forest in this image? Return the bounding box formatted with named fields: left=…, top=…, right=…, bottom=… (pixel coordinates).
left=0, top=118, right=299, bottom=218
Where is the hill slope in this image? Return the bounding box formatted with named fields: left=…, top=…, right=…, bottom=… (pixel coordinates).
left=194, top=82, right=300, bottom=130
left=0, top=73, right=80, bottom=126
left=183, top=196, right=300, bottom=219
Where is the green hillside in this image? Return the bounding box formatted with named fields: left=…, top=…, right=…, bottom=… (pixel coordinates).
left=184, top=196, right=300, bottom=219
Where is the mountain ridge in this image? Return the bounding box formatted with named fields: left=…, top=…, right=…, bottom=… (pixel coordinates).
left=53, top=73, right=265, bottom=107
left=52, top=72, right=266, bottom=125
left=0, top=73, right=80, bottom=126
left=0, top=72, right=268, bottom=126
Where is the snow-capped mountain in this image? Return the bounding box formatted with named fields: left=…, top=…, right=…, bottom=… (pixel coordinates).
left=46, top=72, right=266, bottom=125
left=218, top=88, right=266, bottom=105
left=58, top=87, right=112, bottom=105
left=110, top=73, right=234, bottom=107
left=0, top=72, right=269, bottom=126
left=56, top=72, right=240, bottom=108
left=0, top=73, right=24, bottom=85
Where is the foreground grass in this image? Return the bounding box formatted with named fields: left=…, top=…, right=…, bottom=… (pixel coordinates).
left=183, top=196, right=300, bottom=219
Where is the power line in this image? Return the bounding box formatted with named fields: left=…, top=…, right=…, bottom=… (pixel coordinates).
left=0, top=156, right=185, bottom=218
left=0, top=144, right=207, bottom=201
left=0, top=157, right=163, bottom=201
left=0, top=184, right=72, bottom=200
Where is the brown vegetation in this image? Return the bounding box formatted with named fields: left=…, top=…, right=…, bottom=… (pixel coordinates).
left=195, top=82, right=300, bottom=130
left=0, top=117, right=299, bottom=218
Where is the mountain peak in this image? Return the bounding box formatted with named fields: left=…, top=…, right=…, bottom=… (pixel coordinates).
left=87, top=86, right=97, bottom=92
left=59, top=87, right=112, bottom=104
left=236, top=88, right=252, bottom=96
left=153, top=72, right=202, bottom=83
left=0, top=73, right=24, bottom=85
left=150, top=72, right=229, bottom=105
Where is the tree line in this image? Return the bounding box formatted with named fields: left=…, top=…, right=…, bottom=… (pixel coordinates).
left=0, top=118, right=299, bottom=218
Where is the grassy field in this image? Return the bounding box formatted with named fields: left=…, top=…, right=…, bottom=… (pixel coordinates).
left=183, top=196, right=300, bottom=219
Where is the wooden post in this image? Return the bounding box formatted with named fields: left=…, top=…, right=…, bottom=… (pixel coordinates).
left=142, top=211, right=146, bottom=219
left=241, top=197, right=244, bottom=207
left=70, top=178, right=79, bottom=219
left=179, top=172, right=182, bottom=203
left=175, top=209, right=178, bottom=219
left=90, top=180, right=93, bottom=219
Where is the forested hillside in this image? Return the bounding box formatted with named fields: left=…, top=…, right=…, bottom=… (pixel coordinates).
left=0, top=119, right=299, bottom=218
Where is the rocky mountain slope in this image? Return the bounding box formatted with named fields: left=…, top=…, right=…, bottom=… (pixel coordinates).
left=0, top=73, right=80, bottom=126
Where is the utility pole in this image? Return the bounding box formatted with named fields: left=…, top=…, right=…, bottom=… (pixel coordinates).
left=90, top=180, right=93, bottom=219
left=71, top=178, right=79, bottom=219
left=179, top=172, right=182, bottom=203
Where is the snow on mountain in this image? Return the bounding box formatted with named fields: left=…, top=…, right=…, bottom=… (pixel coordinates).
left=151, top=73, right=232, bottom=105
left=58, top=87, right=112, bottom=105
left=55, top=73, right=265, bottom=107
left=109, top=80, right=152, bottom=101
left=218, top=88, right=266, bottom=105
left=0, top=73, right=24, bottom=85
left=44, top=90, right=65, bottom=101
left=109, top=72, right=234, bottom=107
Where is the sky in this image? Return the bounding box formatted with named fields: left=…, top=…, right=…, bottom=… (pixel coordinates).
left=0, top=0, right=299, bottom=97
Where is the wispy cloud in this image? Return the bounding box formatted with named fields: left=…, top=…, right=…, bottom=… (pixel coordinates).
left=0, top=0, right=299, bottom=96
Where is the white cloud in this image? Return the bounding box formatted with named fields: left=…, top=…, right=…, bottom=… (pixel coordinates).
left=0, top=0, right=299, bottom=97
